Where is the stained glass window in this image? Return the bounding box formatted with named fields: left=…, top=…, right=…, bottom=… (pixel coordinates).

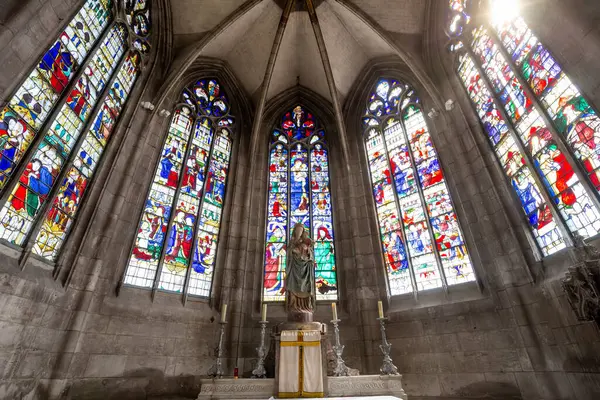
left=263, top=106, right=337, bottom=302
left=447, top=0, right=600, bottom=256
left=0, top=1, right=148, bottom=262
left=0, top=0, right=112, bottom=190
left=365, top=79, right=476, bottom=296
left=32, top=52, right=141, bottom=258
left=124, top=79, right=234, bottom=298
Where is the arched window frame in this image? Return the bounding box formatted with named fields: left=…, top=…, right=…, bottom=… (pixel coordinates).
left=262, top=105, right=338, bottom=302
left=0, top=0, right=150, bottom=265
left=446, top=0, right=600, bottom=257
left=363, top=78, right=476, bottom=297
left=122, top=79, right=236, bottom=302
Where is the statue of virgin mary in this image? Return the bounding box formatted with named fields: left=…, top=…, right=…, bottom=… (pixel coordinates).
left=286, top=223, right=316, bottom=320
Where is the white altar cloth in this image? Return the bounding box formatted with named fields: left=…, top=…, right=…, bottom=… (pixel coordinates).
left=278, top=330, right=323, bottom=398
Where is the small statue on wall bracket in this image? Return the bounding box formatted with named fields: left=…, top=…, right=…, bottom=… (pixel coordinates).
left=562, top=234, right=600, bottom=325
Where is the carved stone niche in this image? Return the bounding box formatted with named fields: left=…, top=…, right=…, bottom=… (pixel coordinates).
left=562, top=235, right=600, bottom=324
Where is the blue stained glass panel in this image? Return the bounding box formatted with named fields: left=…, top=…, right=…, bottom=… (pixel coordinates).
left=125, top=77, right=232, bottom=297
left=366, top=79, right=475, bottom=295
left=264, top=105, right=337, bottom=301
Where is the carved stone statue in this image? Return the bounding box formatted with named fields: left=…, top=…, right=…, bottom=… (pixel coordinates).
left=572, top=232, right=600, bottom=261
left=562, top=265, right=600, bottom=323
left=286, top=223, right=316, bottom=321
left=562, top=234, right=600, bottom=326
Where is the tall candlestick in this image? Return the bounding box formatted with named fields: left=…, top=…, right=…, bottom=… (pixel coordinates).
left=261, top=303, right=267, bottom=322
left=378, top=300, right=384, bottom=319
left=221, top=304, right=228, bottom=323
left=332, top=302, right=338, bottom=320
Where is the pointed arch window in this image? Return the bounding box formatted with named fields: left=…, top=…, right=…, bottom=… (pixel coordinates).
left=447, top=0, right=600, bottom=256
left=124, top=79, right=234, bottom=298
left=263, top=106, right=337, bottom=302
left=364, top=79, right=476, bottom=296
left=0, top=0, right=149, bottom=260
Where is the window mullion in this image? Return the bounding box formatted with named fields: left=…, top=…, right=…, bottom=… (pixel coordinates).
left=376, top=129, right=419, bottom=299
left=286, top=144, right=291, bottom=248
left=485, top=24, right=600, bottom=215
left=151, top=115, right=200, bottom=300
left=464, top=45, right=574, bottom=246
left=308, top=145, right=314, bottom=240
left=307, top=144, right=316, bottom=300
left=182, top=120, right=220, bottom=304
left=398, top=117, right=449, bottom=292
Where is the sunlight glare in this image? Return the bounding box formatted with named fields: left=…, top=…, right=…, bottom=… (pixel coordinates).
left=489, top=0, right=520, bottom=27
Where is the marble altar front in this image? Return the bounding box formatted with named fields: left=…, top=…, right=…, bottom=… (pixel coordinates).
left=196, top=376, right=408, bottom=399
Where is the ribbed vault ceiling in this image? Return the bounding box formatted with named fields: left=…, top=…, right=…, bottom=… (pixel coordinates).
left=170, top=0, right=426, bottom=102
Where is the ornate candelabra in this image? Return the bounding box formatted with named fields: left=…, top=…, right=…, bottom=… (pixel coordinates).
left=377, top=317, right=399, bottom=375
left=330, top=318, right=350, bottom=376
left=209, top=321, right=227, bottom=378
left=252, top=320, right=269, bottom=378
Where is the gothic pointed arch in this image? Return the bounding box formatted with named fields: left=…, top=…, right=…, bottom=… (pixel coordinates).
left=447, top=0, right=600, bottom=256
left=123, top=78, right=235, bottom=297
left=0, top=0, right=151, bottom=262
left=262, top=103, right=338, bottom=302
left=363, top=78, right=476, bottom=295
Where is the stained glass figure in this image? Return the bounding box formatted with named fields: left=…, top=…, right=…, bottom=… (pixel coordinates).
left=0, top=1, right=148, bottom=264
left=124, top=79, right=234, bottom=298
left=32, top=53, right=141, bottom=258
left=448, top=0, right=600, bottom=255
left=0, top=0, right=112, bottom=191
left=365, top=79, right=476, bottom=296
left=263, top=106, right=337, bottom=301
left=457, top=54, right=566, bottom=255
left=0, top=23, right=129, bottom=248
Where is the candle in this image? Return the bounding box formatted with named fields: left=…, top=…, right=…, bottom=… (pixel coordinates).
left=220, top=304, right=228, bottom=323
left=377, top=300, right=384, bottom=319
left=331, top=302, right=338, bottom=320
left=261, top=303, right=268, bottom=322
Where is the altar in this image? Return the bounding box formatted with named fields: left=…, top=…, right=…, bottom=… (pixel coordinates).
left=198, top=224, right=407, bottom=399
